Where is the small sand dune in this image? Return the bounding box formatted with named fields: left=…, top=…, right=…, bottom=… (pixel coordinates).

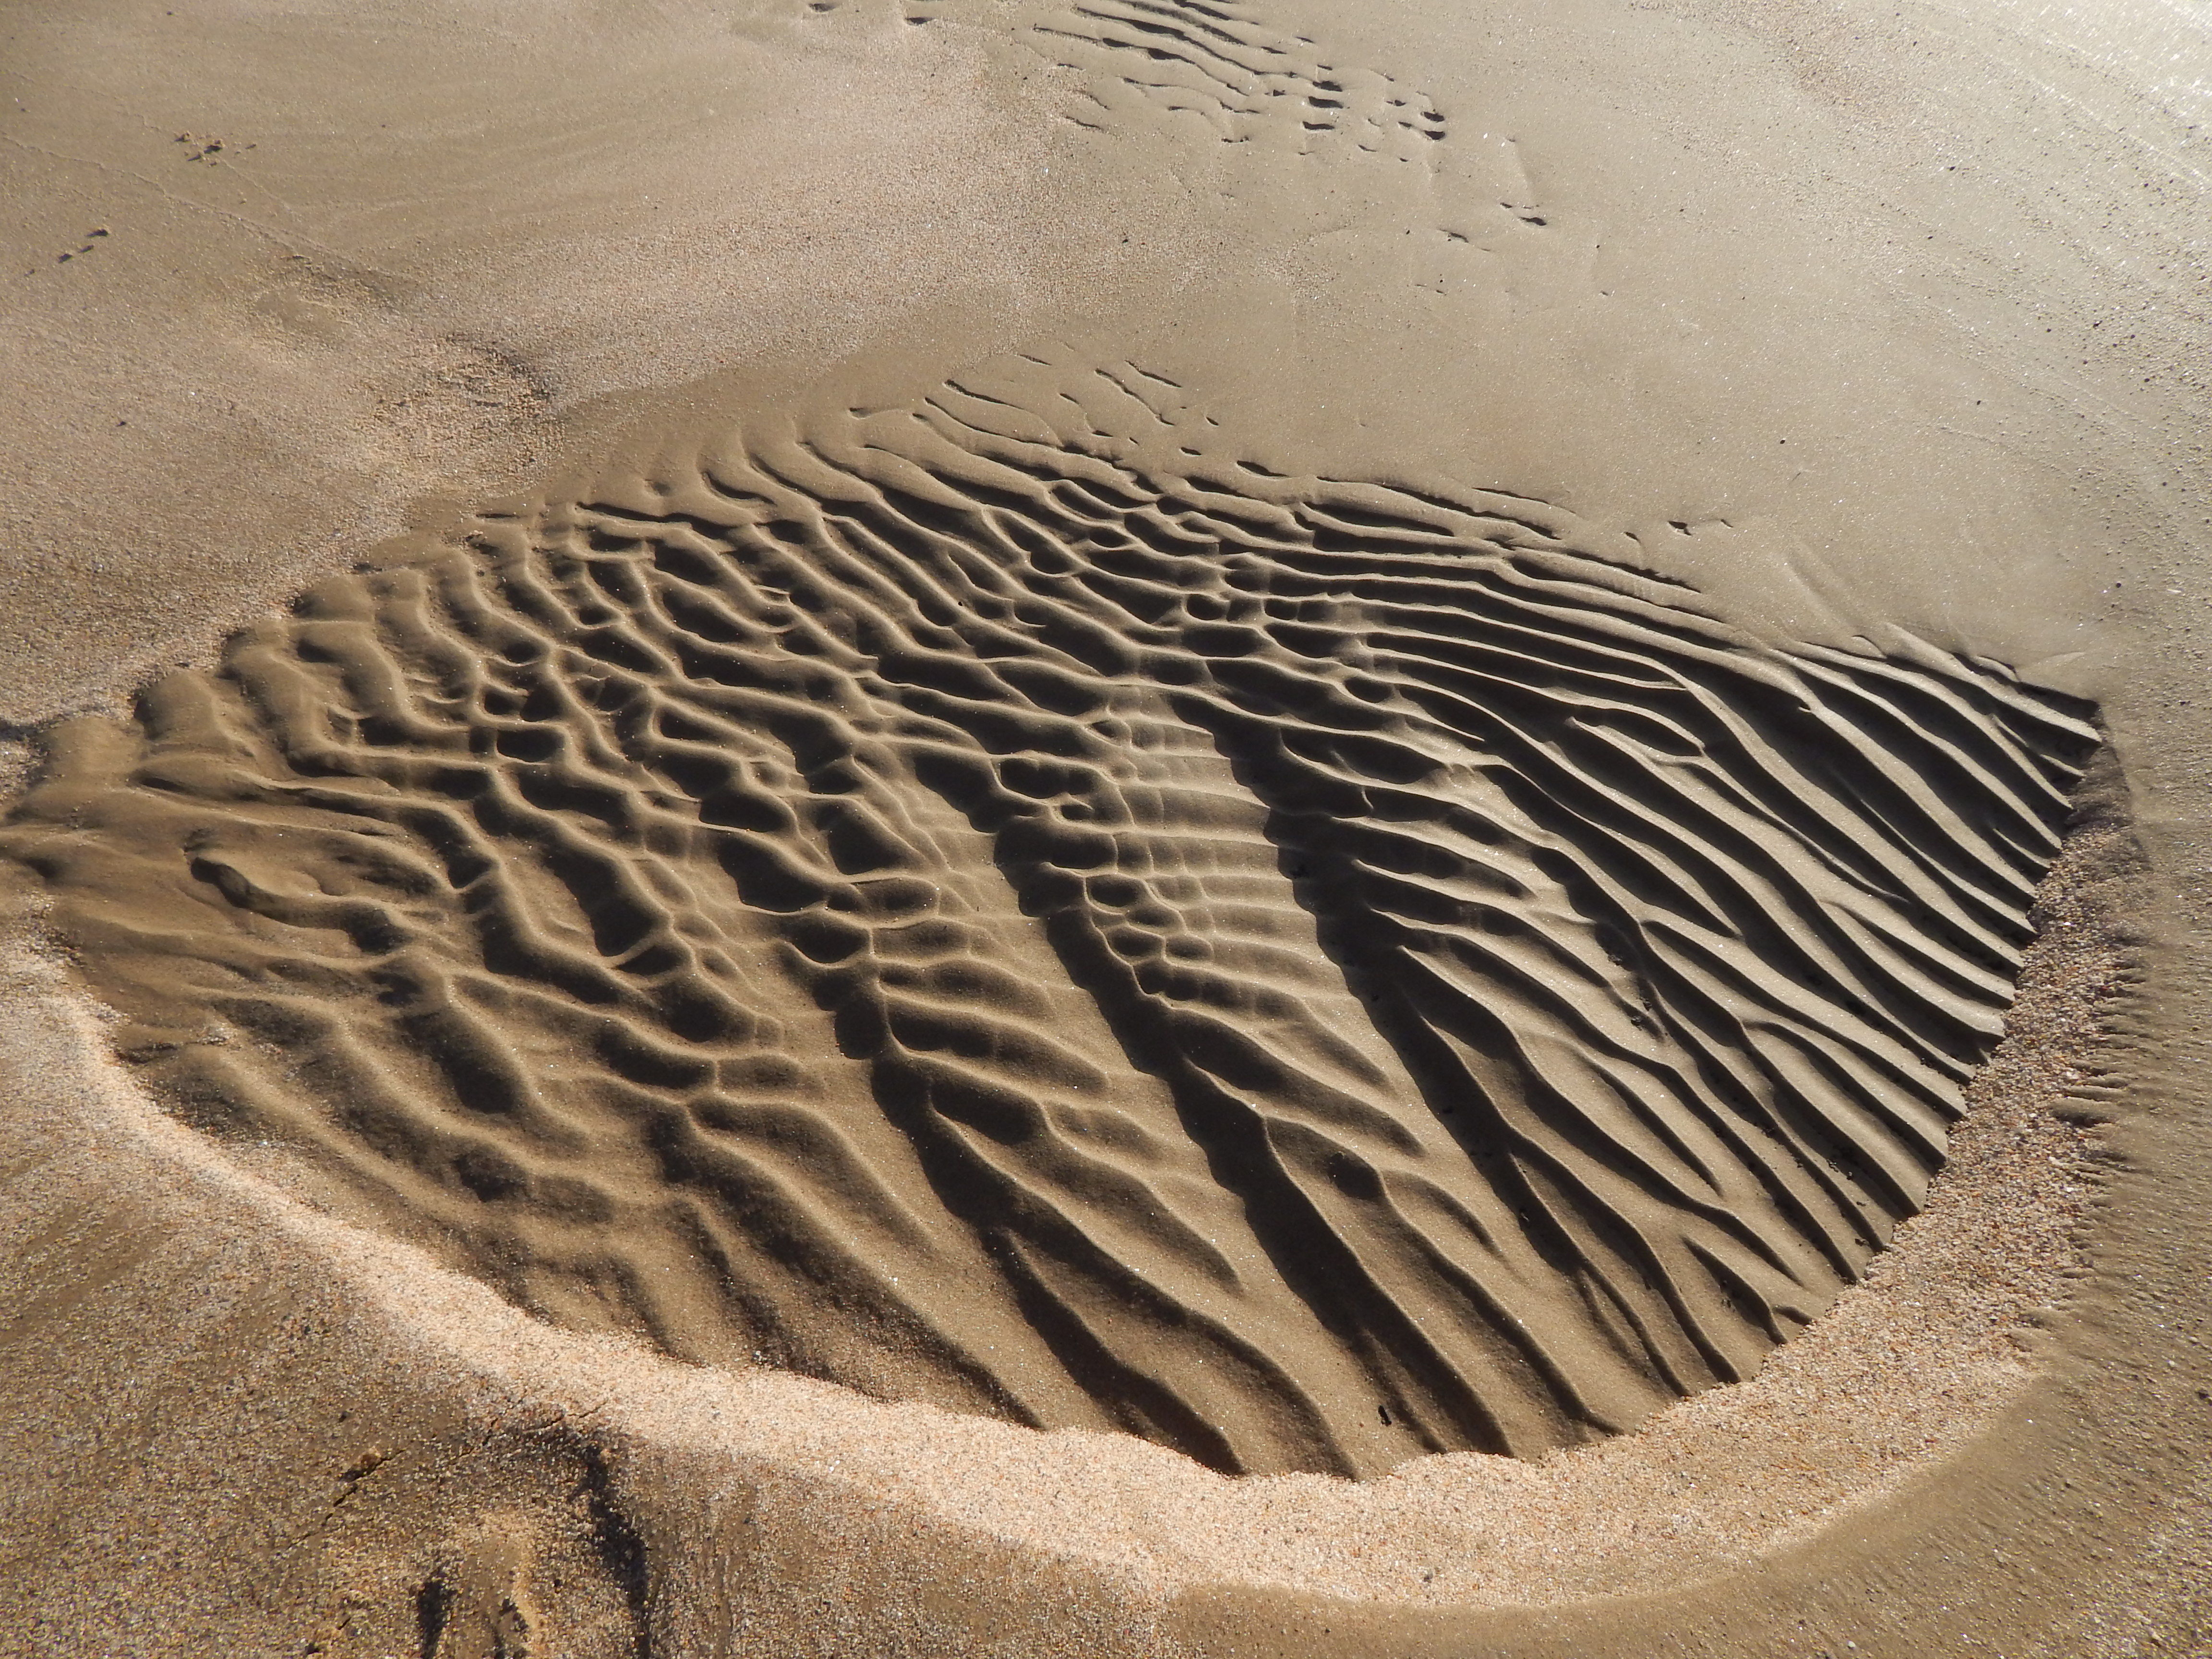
left=0, top=349, right=2098, bottom=1480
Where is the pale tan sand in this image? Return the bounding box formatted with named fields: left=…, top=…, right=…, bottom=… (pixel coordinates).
left=1, top=0, right=2207, bottom=1653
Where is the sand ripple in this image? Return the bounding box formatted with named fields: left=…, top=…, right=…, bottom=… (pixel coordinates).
left=0, top=352, right=2097, bottom=1477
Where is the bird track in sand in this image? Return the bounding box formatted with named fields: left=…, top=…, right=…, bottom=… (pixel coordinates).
left=2, top=348, right=2098, bottom=1479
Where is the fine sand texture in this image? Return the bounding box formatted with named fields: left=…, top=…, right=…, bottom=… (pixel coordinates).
left=2, top=0, right=2207, bottom=1654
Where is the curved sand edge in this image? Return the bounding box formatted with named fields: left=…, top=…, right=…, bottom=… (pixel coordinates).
left=4, top=376, right=2104, bottom=1481
left=0, top=797, right=2131, bottom=1627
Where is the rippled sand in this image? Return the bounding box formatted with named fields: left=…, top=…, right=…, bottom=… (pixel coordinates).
left=0, top=0, right=2203, bottom=1653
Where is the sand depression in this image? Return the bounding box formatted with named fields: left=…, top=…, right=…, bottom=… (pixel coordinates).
left=0, top=349, right=2099, bottom=1481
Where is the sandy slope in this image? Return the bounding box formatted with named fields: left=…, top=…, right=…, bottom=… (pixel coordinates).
left=0, top=0, right=2205, bottom=1653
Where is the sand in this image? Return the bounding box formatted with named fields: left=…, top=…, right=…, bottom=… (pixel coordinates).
left=1, top=0, right=2206, bottom=1654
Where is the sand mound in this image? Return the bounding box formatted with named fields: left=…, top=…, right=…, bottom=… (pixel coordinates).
left=0, top=346, right=2099, bottom=1482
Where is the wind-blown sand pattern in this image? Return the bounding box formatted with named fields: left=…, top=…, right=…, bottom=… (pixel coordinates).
left=0, top=353, right=2099, bottom=1480
left=910, top=0, right=1563, bottom=313
left=1003, top=0, right=1446, bottom=155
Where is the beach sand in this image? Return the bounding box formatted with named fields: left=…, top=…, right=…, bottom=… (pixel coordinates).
left=0, top=0, right=2206, bottom=1653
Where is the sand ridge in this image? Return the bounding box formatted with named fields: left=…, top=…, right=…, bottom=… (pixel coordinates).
left=1, top=343, right=2098, bottom=1483
left=0, top=793, right=2130, bottom=1641
left=975, top=0, right=1450, bottom=156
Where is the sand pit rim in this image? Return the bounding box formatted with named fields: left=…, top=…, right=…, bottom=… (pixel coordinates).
left=0, top=793, right=2126, bottom=1612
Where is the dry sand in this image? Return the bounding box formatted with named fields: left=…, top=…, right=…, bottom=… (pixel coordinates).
left=1, top=0, right=2207, bottom=1654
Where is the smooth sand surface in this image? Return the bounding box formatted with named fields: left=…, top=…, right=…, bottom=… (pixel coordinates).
left=1, top=0, right=2206, bottom=1654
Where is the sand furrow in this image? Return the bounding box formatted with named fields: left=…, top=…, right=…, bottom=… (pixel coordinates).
left=0, top=353, right=2098, bottom=1478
